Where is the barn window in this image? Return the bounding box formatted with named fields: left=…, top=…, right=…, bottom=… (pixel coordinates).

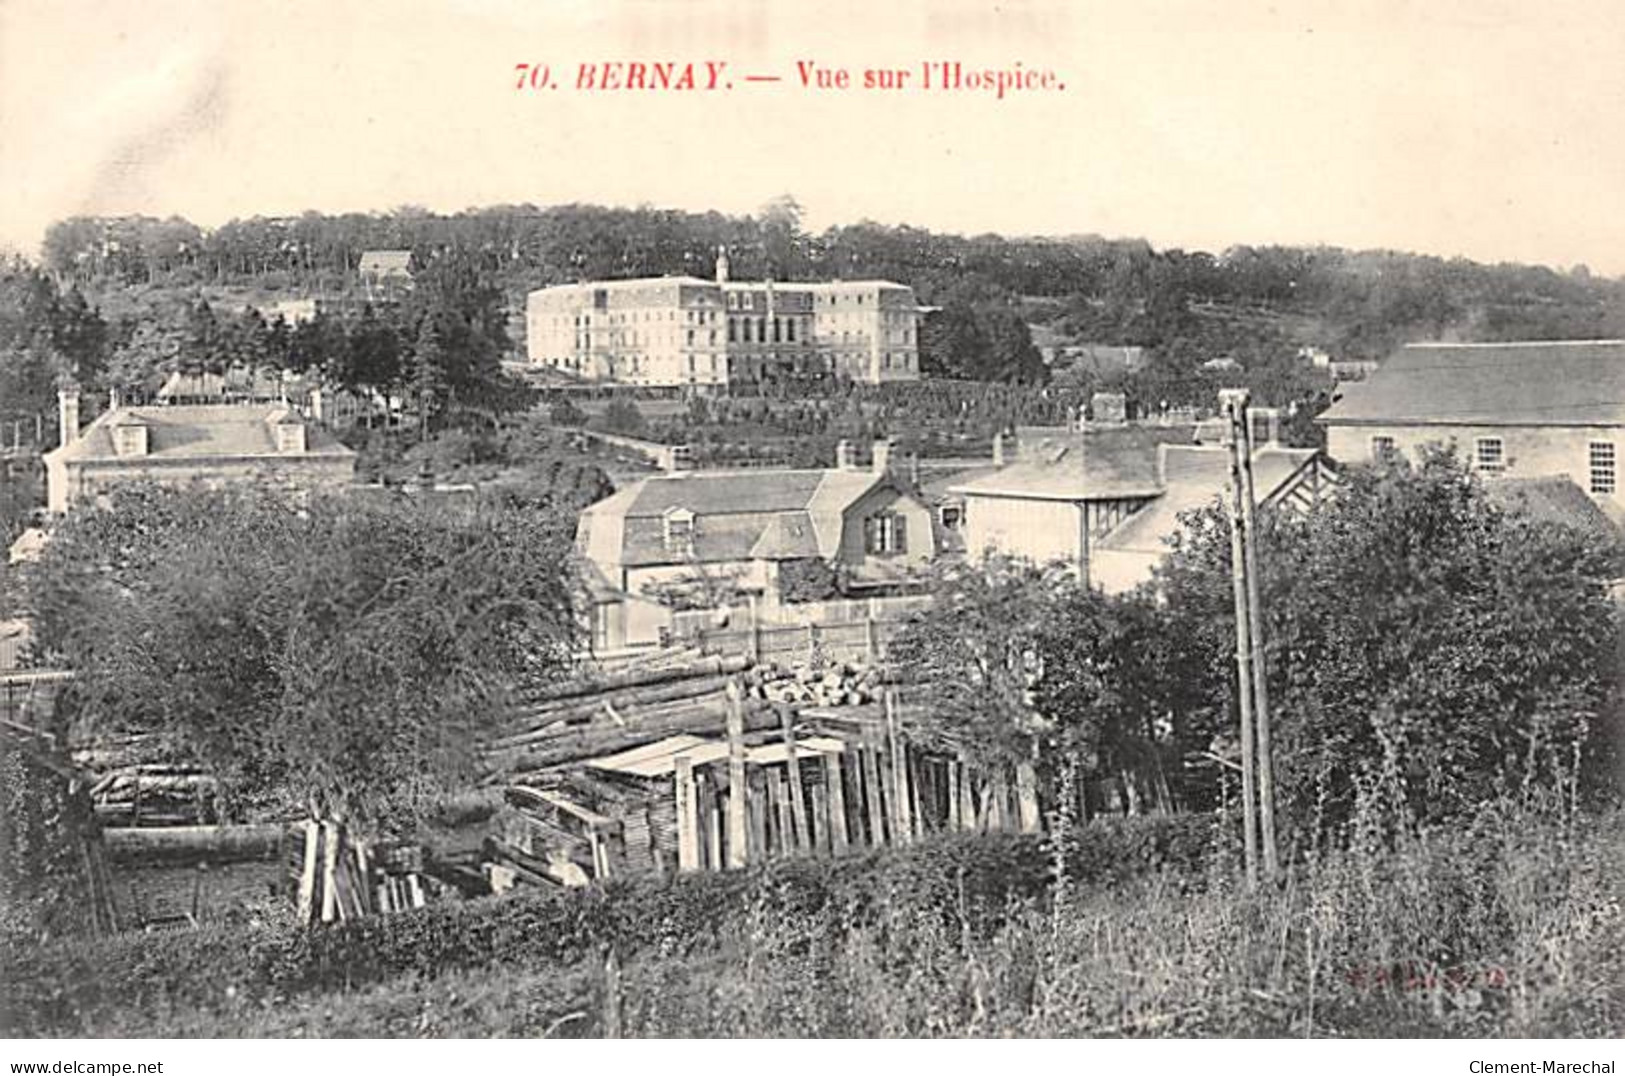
left=1370, top=435, right=1398, bottom=461
left=1590, top=442, right=1616, bottom=495
left=1473, top=437, right=1505, bottom=473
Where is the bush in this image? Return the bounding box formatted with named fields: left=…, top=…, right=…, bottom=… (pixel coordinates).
left=0, top=816, right=1210, bottom=1035
left=595, top=398, right=647, bottom=437
left=548, top=397, right=587, bottom=427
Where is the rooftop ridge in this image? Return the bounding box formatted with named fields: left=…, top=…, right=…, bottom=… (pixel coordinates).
left=1403, top=339, right=1625, bottom=348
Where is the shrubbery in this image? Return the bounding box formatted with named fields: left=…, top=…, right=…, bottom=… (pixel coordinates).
left=8, top=804, right=1620, bottom=1037
left=0, top=816, right=1210, bottom=1035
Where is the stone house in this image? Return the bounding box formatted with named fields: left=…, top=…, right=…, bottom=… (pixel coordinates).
left=1317, top=340, right=1624, bottom=527
left=42, top=391, right=357, bottom=515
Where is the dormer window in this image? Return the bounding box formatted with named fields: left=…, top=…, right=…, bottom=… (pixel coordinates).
left=113, top=423, right=149, bottom=457
left=663, top=508, right=695, bottom=558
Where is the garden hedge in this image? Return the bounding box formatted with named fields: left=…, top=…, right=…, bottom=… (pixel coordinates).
left=0, top=813, right=1212, bottom=1035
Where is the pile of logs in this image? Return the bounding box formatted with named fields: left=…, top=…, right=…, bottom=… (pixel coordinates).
left=747, top=660, right=885, bottom=708
left=486, top=653, right=765, bottom=775
left=86, top=766, right=219, bottom=827
left=486, top=652, right=892, bottom=778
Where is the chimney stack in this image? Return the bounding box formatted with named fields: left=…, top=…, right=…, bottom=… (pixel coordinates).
left=715, top=245, right=730, bottom=284
left=58, top=389, right=80, bottom=447
left=835, top=439, right=855, bottom=470
left=992, top=431, right=1007, bottom=467
left=108, top=387, right=120, bottom=411
left=872, top=437, right=893, bottom=474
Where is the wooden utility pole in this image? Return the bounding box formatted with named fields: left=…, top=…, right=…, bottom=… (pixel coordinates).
left=1218, top=389, right=1260, bottom=889
left=1233, top=394, right=1280, bottom=880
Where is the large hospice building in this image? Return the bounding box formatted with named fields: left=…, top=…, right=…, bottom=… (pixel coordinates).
left=525, top=250, right=925, bottom=388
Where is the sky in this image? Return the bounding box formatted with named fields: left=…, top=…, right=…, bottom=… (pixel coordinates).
left=2, top=0, right=1623, bottom=275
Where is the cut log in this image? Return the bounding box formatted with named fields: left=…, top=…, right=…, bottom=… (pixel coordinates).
left=103, top=823, right=285, bottom=865
left=521, top=653, right=753, bottom=705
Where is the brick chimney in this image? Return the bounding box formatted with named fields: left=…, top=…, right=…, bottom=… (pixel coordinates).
left=993, top=431, right=1007, bottom=467
left=872, top=437, right=893, bottom=474
left=58, top=389, right=80, bottom=447
left=835, top=439, right=855, bottom=470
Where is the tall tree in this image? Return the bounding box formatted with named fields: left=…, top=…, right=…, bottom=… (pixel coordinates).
left=22, top=484, right=580, bottom=827
left=1156, top=449, right=1623, bottom=826
left=889, top=557, right=1069, bottom=769
left=411, top=316, right=449, bottom=438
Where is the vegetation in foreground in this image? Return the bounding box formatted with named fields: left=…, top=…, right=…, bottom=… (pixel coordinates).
left=2, top=800, right=1618, bottom=1038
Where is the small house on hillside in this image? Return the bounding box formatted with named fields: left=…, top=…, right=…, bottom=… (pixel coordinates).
left=43, top=391, right=357, bottom=514
left=157, top=367, right=301, bottom=405
left=1317, top=340, right=1625, bottom=527
left=576, top=440, right=935, bottom=648
left=359, top=250, right=414, bottom=294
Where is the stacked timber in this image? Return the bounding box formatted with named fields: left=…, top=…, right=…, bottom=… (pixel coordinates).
left=87, top=765, right=220, bottom=827
left=290, top=820, right=433, bottom=924
left=485, top=653, right=768, bottom=775
left=747, top=660, right=887, bottom=708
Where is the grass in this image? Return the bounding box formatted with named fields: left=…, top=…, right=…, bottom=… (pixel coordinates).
left=11, top=798, right=1619, bottom=1038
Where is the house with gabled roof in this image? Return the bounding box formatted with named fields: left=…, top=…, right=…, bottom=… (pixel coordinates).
left=42, top=390, right=356, bottom=514
left=1088, top=444, right=1333, bottom=593
left=1317, top=340, right=1625, bottom=527
left=949, top=423, right=1336, bottom=593
left=358, top=250, right=413, bottom=282
left=575, top=439, right=935, bottom=621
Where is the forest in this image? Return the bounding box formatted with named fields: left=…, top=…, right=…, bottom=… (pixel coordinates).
left=36, top=198, right=1625, bottom=373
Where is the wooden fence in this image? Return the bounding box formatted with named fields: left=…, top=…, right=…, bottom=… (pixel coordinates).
left=688, top=617, right=910, bottom=665
left=500, top=690, right=1041, bottom=885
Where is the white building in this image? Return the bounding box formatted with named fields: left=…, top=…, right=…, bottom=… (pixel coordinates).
left=525, top=251, right=924, bottom=388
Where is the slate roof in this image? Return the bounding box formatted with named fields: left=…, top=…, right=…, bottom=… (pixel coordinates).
left=1317, top=340, right=1625, bottom=427
left=1096, top=445, right=1318, bottom=554
left=949, top=426, right=1200, bottom=501
left=48, top=405, right=355, bottom=464
left=577, top=468, right=889, bottom=569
